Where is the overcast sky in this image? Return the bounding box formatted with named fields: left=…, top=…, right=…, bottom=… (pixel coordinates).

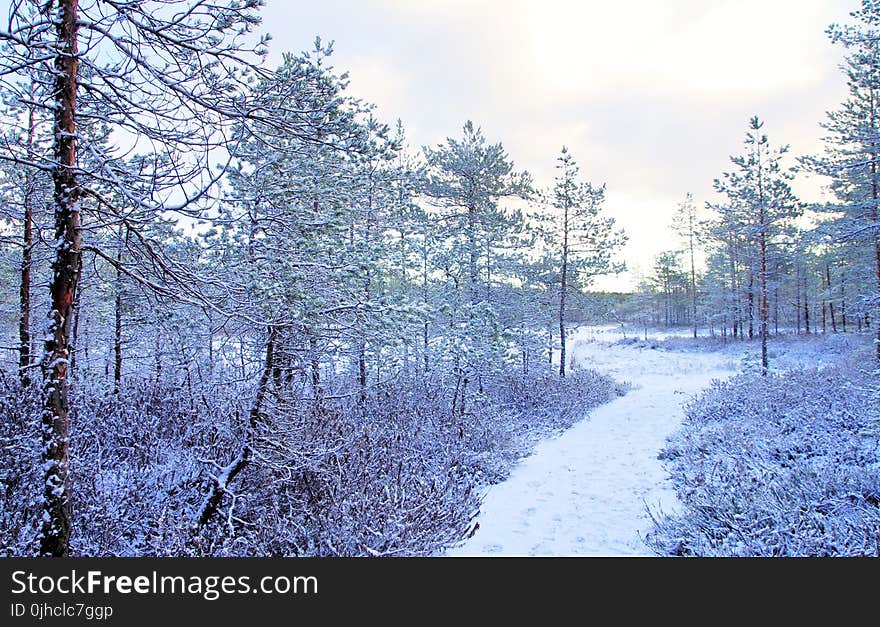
left=260, top=0, right=856, bottom=290
left=0, top=0, right=856, bottom=290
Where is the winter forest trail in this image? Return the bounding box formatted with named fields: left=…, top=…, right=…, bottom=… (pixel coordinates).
left=446, top=327, right=743, bottom=557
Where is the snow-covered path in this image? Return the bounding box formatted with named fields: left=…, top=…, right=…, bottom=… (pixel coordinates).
left=446, top=328, right=742, bottom=557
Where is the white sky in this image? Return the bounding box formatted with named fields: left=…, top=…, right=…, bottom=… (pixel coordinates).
left=260, top=0, right=855, bottom=291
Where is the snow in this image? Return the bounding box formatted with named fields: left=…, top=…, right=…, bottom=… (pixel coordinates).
left=446, top=325, right=743, bottom=557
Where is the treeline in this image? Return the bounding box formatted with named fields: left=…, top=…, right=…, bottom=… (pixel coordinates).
left=626, top=6, right=880, bottom=372
left=633, top=231, right=871, bottom=340
left=0, top=2, right=624, bottom=556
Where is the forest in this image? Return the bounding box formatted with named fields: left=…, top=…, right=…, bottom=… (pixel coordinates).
left=0, top=0, right=878, bottom=557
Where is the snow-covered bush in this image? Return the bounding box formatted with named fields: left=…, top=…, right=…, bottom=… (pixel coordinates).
left=188, top=366, right=622, bottom=556
left=1, top=362, right=620, bottom=556
left=475, top=368, right=628, bottom=482
left=68, top=377, right=251, bottom=556
left=646, top=356, right=880, bottom=556
left=0, top=373, right=41, bottom=556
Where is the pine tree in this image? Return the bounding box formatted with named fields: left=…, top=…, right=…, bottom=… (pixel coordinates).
left=422, top=121, right=531, bottom=387
left=674, top=193, right=700, bottom=338
left=713, top=117, right=801, bottom=375
left=0, top=89, right=51, bottom=388
left=804, top=2, right=880, bottom=361
left=0, top=0, right=268, bottom=557
left=537, top=147, right=625, bottom=377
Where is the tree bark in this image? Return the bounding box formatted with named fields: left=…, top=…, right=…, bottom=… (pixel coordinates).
left=826, top=264, right=837, bottom=333
left=207, top=313, right=214, bottom=371
left=113, top=288, right=122, bottom=392
left=687, top=207, right=697, bottom=339
left=873, top=205, right=880, bottom=361
left=19, top=104, right=37, bottom=388
left=468, top=201, right=479, bottom=308
left=760, top=228, right=768, bottom=375
left=747, top=270, right=755, bottom=341
left=69, top=291, right=80, bottom=374
left=758, top=165, right=768, bottom=375
left=357, top=182, right=373, bottom=402
left=728, top=240, right=739, bottom=339
left=154, top=324, right=162, bottom=384
left=795, top=267, right=801, bottom=335
left=40, top=0, right=80, bottom=558
left=559, top=197, right=569, bottom=378
left=869, top=93, right=879, bottom=361
left=113, top=226, right=126, bottom=394
left=422, top=232, right=430, bottom=375
left=803, top=276, right=810, bottom=335
left=485, top=237, right=492, bottom=303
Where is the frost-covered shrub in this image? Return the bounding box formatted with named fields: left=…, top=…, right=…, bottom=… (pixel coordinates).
left=475, top=368, right=628, bottom=482
left=68, top=377, right=252, bottom=556
left=1, top=361, right=620, bottom=556
left=191, top=365, right=622, bottom=557
left=0, top=373, right=41, bottom=556
left=646, top=357, right=880, bottom=557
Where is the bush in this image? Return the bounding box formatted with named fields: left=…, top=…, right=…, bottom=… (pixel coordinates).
left=1, top=362, right=622, bottom=556
left=646, top=356, right=880, bottom=557
left=0, top=372, right=41, bottom=556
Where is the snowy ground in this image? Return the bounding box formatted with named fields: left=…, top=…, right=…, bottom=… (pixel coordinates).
left=446, top=325, right=744, bottom=557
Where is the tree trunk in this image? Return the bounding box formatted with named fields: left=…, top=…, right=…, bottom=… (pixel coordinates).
left=869, top=98, right=879, bottom=361
left=688, top=215, right=697, bottom=339
left=874, top=209, right=880, bottom=361
left=826, top=264, right=837, bottom=333
left=664, top=282, right=670, bottom=327
left=728, top=240, right=739, bottom=339
left=559, top=198, right=569, bottom=378
left=358, top=274, right=370, bottom=403
left=423, top=321, right=429, bottom=375
left=468, top=202, right=479, bottom=308
left=756, top=143, right=768, bottom=375
left=309, top=334, right=321, bottom=396
left=803, top=276, right=810, bottom=335
left=69, top=292, right=80, bottom=375
left=155, top=325, right=162, bottom=384
left=40, top=0, right=80, bottom=558
left=422, top=233, right=430, bottom=375
left=485, top=237, right=491, bottom=304
left=113, top=227, right=125, bottom=394
left=747, top=271, right=754, bottom=340
left=358, top=343, right=367, bottom=402
left=113, top=288, right=122, bottom=392
left=19, top=104, right=37, bottom=388
left=195, top=327, right=275, bottom=532
left=759, top=225, right=768, bottom=375
left=19, top=209, right=33, bottom=386
left=208, top=318, right=214, bottom=372
left=358, top=182, right=374, bottom=402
